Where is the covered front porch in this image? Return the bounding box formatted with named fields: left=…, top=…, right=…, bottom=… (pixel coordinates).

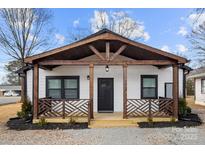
left=32, top=61, right=179, bottom=125
left=36, top=97, right=175, bottom=125
left=24, top=29, right=186, bottom=125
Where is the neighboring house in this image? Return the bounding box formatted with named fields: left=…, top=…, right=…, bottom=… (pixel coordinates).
left=188, top=67, right=205, bottom=106
left=20, top=29, right=190, bottom=123
left=0, top=85, right=21, bottom=96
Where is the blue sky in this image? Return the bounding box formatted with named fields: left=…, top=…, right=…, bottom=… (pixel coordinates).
left=51, top=8, right=192, bottom=50
left=0, top=8, right=198, bottom=83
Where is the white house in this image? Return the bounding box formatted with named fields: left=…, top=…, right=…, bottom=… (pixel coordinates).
left=21, top=29, right=189, bottom=123
left=188, top=67, right=205, bottom=106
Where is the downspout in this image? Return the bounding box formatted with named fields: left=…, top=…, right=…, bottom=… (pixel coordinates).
left=183, top=67, right=191, bottom=99
left=183, top=69, right=186, bottom=99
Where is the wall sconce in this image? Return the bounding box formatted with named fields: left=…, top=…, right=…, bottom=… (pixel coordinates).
left=87, top=75, right=90, bottom=80
left=105, top=65, right=109, bottom=72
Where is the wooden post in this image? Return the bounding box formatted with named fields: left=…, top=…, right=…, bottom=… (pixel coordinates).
left=62, top=100, right=65, bottom=119
left=88, top=100, right=91, bottom=125
left=123, top=64, right=127, bottom=118
left=89, top=64, right=94, bottom=119
left=173, top=64, right=179, bottom=119
left=106, top=42, right=110, bottom=61
left=194, top=78, right=196, bottom=101
left=148, top=99, right=152, bottom=119
left=33, top=63, right=39, bottom=119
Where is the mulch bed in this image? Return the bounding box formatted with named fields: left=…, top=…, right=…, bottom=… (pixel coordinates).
left=6, top=117, right=88, bottom=131
left=138, top=114, right=203, bottom=128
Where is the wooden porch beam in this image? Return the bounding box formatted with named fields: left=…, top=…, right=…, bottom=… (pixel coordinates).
left=39, top=60, right=175, bottom=66
left=89, top=64, right=94, bottom=119
left=173, top=64, right=179, bottom=120
left=33, top=63, right=39, bottom=119
left=110, top=45, right=127, bottom=61
left=123, top=64, right=127, bottom=119
left=106, top=42, right=110, bottom=61
left=89, top=45, right=105, bottom=61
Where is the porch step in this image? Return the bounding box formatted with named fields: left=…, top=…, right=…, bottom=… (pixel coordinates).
left=89, top=119, right=138, bottom=128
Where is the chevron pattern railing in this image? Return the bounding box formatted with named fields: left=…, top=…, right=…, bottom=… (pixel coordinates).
left=127, top=99, right=174, bottom=118
left=38, top=98, right=90, bottom=119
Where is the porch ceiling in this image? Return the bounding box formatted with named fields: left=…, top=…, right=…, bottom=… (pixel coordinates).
left=34, top=40, right=176, bottom=62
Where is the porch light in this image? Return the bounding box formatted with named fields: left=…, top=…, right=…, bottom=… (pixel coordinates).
left=87, top=75, right=90, bottom=80
left=105, top=65, right=109, bottom=72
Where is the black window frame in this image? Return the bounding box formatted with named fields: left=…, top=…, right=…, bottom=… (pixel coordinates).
left=141, top=75, right=158, bottom=99
left=201, top=79, right=205, bottom=94
left=165, top=82, right=173, bottom=98
left=46, top=76, right=80, bottom=99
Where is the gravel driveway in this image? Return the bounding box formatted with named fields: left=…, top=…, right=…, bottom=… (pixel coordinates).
left=0, top=125, right=205, bottom=144
left=0, top=97, right=205, bottom=145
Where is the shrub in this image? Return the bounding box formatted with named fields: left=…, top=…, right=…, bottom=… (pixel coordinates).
left=147, top=117, right=153, bottom=123
left=69, top=116, right=76, bottom=125
left=178, top=98, right=192, bottom=116
left=17, top=98, right=32, bottom=119
left=186, top=106, right=192, bottom=114
left=179, top=98, right=187, bottom=116
left=171, top=117, right=176, bottom=122
left=38, top=118, right=47, bottom=126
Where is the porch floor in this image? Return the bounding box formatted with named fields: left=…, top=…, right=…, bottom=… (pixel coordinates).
left=90, top=112, right=174, bottom=128
left=33, top=112, right=174, bottom=128
left=94, top=112, right=123, bottom=120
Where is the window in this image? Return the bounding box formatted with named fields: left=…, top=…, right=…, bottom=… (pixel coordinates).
left=202, top=79, right=205, bottom=94
left=64, top=79, right=78, bottom=99
left=47, top=79, right=61, bottom=98
left=165, top=83, right=173, bottom=98
left=46, top=76, right=79, bottom=99
left=141, top=75, right=158, bottom=99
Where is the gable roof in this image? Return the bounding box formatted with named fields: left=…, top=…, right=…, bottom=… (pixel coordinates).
left=25, top=29, right=188, bottom=63
left=188, top=66, right=205, bottom=78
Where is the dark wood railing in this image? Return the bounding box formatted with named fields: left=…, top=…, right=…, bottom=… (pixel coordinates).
left=127, top=99, right=174, bottom=118
left=38, top=98, right=90, bottom=124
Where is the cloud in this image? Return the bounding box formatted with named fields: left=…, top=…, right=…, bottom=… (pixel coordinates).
left=90, top=10, right=150, bottom=41
left=143, top=32, right=150, bottom=41
left=28, top=34, right=34, bottom=41
left=176, top=44, right=188, bottom=52
left=73, top=19, right=80, bottom=28
left=177, top=26, right=188, bottom=36
left=55, top=33, right=65, bottom=44
left=188, top=13, right=205, bottom=29
left=161, top=45, right=170, bottom=52
left=90, top=10, right=109, bottom=32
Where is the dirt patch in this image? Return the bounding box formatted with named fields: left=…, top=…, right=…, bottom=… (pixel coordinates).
left=0, top=103, right=21, bottom=123
left=6, top=117, right=88, bottom=130
left=186, top=96, right=205, bottom=110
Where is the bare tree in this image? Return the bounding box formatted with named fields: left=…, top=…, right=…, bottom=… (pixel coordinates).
left=68, top=10, right=149, bottom=42
left=0, top=8, right=53, bottom=67
left=189, top=9, right=205, bottom=66
left=68, top=27, right=91, bottom=42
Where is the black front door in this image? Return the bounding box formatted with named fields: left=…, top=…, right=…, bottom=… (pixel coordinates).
left=98, top=78, right=114, bottom=112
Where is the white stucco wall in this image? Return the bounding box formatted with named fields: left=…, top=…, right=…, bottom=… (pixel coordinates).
left=26, top=65, right=184, bottom=112
left=195, top=78, right=205, bottom=105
